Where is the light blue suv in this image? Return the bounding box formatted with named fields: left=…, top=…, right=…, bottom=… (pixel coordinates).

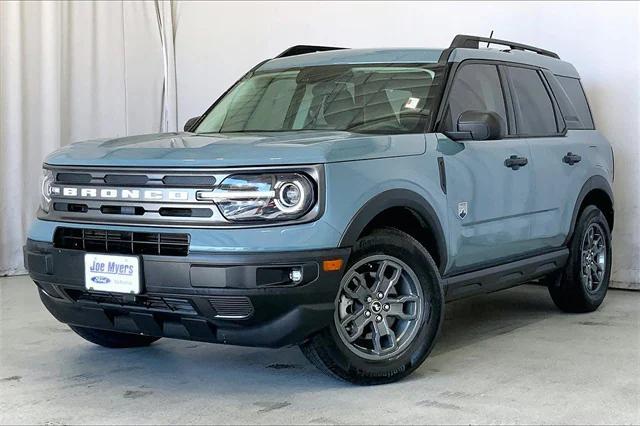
left=24, top=35, right=614, bottom=384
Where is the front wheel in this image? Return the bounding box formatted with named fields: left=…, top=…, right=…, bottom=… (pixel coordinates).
left=300, top=228, right=444, bottom=385
left=547, top=205, right=612, bottom=313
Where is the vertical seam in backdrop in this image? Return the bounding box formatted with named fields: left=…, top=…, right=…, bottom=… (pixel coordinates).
left=120, top=0, right=129, bottom=135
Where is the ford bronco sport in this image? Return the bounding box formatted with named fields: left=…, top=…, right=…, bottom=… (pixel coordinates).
left=25, top=35, right=614, bottom=385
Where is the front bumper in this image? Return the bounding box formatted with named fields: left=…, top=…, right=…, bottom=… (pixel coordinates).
left=24, top=239, right=349, bottom=348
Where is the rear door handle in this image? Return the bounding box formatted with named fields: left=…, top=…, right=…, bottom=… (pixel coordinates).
left=563, top=152, right=582, bottom=165
left=504, top=155, right=528, bottom=170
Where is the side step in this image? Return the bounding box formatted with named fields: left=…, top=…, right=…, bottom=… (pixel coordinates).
left=443, top=249, right=569, bottom=302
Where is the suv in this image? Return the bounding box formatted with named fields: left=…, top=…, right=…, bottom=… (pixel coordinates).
left=24, top=35, right=614, bottom=385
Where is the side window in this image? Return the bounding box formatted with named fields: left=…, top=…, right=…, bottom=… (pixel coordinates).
left=556, top=76, right=595, bottom=129
left=443, top=64, right=508, bottom=132
left=507, top=67, right=558, bottom=136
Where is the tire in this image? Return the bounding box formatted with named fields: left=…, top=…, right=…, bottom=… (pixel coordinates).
left=547, top=205, right=612, bottom=313
left=69, top=325, right=161, bottom=348
left=300, top=228, right=444, bottom=385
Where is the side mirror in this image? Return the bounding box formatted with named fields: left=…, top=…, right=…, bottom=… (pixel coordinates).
left=183, top=116, right=201, bottom=132
left=445, top=111, right=504, bottom=141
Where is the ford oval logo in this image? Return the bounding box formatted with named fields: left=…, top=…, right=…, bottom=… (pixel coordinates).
left=91, top=276, right=111, bottom=285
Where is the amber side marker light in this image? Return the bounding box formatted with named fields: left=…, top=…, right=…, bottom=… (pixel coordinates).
left=323, top=259, right=343, bottom=272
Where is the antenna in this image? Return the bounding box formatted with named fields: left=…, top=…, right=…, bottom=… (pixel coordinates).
left=486, top=30, right=494, bottom=48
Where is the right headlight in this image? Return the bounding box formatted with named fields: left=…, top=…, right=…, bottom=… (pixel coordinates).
left=199, top=173, right=316, bottom=222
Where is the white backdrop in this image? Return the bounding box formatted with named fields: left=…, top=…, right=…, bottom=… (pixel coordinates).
left=1, top=1, right=639, bottom=288
left=174, top=1, right=640, bottom=288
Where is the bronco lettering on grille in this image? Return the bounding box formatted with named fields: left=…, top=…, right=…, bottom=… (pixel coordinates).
left=51, top=186, right=191, bottom=201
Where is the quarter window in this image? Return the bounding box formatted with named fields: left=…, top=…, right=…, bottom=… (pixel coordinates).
left=508, top=67, right=558, bottom=136
left=442, top=64, right=508, bottom=133
left=556, top=76, right=594, bottom=129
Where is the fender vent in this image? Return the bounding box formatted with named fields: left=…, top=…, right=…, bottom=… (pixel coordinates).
left=208, top=296, right=254, bottom=319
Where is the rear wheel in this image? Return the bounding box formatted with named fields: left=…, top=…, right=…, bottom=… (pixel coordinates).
left=300, top=228, right=444, bottom=385
left=69, top=325, right=161, bottom=348
left=547, top=205, right=611, bottom=313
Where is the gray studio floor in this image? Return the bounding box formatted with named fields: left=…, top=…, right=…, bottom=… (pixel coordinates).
left=1, top=275, right=639, bottom=425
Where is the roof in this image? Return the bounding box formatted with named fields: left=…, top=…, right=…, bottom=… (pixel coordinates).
left=257, top=48, right=444, bottom=71
left=257, top=45, right=579, bottom=79
left=449, top=48, right=579, bottom=78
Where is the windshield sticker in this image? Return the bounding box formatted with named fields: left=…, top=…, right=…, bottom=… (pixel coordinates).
left=404, top=97, right=420, bottom=110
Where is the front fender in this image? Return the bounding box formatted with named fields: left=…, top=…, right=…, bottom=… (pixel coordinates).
left=338, top=188, right=448, bottom=274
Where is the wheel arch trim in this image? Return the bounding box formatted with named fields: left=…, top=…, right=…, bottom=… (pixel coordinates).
left=338, top=189, right=448, bottom=274
left=565, top=175, right=614, bottom=245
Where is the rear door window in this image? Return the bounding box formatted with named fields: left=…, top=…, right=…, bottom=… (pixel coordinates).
left=507, top=66, right=558, bottom=136
left=442, top=63, right=508, bottom=133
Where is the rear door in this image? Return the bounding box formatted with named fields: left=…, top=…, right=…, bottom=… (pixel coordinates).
left=504, top=65, right=588, bottom=249
left=438, top=62, right=537, bottom=274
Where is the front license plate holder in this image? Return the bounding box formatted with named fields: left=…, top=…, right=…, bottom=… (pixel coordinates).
left=84, top=253, right=141, bottom=295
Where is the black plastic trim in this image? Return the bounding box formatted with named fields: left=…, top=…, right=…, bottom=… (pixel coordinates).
left=24, top=240, right=351, bottom=348
left=444, top=248, right=569, bottom=301
left=275, top=45, right=346, bottom=58
left=564, top=175, right=614, bottom=245
left=437, top=157, right=447, bottom=194
left=338, top=189, right=447, bottom=274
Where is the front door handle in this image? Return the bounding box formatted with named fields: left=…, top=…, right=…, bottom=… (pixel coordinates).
left=563, top=152, right=582, bottom=165
left=504, top=155, right=528, bottom=170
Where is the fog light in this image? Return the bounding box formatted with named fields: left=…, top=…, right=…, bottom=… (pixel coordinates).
left=289, top=268, right=303, bottom=283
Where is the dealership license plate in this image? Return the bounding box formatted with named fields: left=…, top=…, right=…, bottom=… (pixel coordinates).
left=84, top=253, right=141, bottom=294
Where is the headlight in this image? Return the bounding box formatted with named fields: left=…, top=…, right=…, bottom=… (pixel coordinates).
left=199, top=173, right=315, bottom=222
left=40, top=169, right=55, bottom=212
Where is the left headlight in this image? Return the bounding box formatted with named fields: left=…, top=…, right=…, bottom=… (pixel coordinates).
left=198, top=173, right=316, bottom=222
left=40, top=169, right=54, bottom=213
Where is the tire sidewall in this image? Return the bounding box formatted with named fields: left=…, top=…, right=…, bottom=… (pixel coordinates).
left=326, top=229, right=444, bottom=377
left=567, top=206, right=612, bottom=305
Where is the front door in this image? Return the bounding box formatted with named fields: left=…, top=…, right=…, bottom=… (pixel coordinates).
left=439, top=136, right=534, bottom=273
left=438, top=62, right=537, bottom=274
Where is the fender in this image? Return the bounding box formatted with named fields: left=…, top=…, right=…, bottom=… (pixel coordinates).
left=338, top=189, right=448, bottom=274
left=564, top=175, right=614, bottom=246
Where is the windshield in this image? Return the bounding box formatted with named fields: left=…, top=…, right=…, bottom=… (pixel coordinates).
left=195, top=64, right=444, bottom=134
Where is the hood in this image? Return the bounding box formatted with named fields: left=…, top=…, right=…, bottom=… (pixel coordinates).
left=44, top=131, right=426, bottom=168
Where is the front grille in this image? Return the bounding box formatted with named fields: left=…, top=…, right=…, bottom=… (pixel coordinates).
left=45, top=167, right=227, bottom=226
left=54, top=227, right=190, bottom=256
left=208, top=296, right=254, bottom=319
left=56, top=171, right=216, bottom=187
left=65, top=289, right=197, bottom=315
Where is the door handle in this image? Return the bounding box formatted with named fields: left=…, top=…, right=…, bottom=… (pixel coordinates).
left=563, top=152, right=582, bottom=165
left=504, top=155, right=528, bottom=170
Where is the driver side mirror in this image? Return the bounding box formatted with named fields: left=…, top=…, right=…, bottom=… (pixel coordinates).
left=184, top=116, right=201, bottom=132
left=444, top=111, right=504, bottom=141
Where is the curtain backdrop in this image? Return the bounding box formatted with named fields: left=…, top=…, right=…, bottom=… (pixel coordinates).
left=0, top=0, right=177, bottom=275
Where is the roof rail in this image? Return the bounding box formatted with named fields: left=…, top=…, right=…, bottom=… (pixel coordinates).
left=275, top=45, right=346, bottom=58
left=450, top=34, right=560, bottom=59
